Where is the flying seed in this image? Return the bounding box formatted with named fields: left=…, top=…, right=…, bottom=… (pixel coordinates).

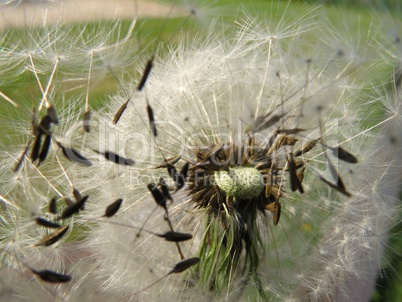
left=38, top=134, right=51, bottom=166
left=57, top=143, right=92, bottom=166
left=35, top=217, right=61, bottom=229
left=113, top=99, right=130, bottom=124
left=330, top=146, right=358, bottom=164
left=94, top=150, right=135, bottom=166
left=156, top=231, right=193, bottom=242
left=31, top=269, right=71, bottom=283
left=137, top=56, right=154, bottom=91
left=35, top=225, right=69, bottom=246
left=147, top=183, right=166, bottom=208
left=147, top=103, right=157, bottom=137
left=170, top=257, right=200, bottom=274
left=83, top=109, right=91, bottom=132
left=47, top=105, right=59, bottom=124
left=103, top=198, right=123, bottom=217
left=13, top=140, right=31, bottom=173
left=48, top=198, right=57, bottom=214
left=288, top=153, right=304, bottom=193
left=59, top=196, right=89, bottom=219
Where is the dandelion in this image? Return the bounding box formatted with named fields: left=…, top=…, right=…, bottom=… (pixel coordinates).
left=0, top=1, right=401, bottom=302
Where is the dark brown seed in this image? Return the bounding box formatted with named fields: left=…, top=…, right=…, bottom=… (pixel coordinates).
left=113, top=99, right=130, bottom=125
left=83, top=109, right=91, bottom=133
left=170, top=257, right=200, bottom=274
left=137, top=56, right=154, bottom=91
left=72, top=188, right=82, bottom=203
left=59, top=196, right=89, bottom=219
left=13, top=140, right=31, bottom=173
left=38, top=134, right=51, bottom=166
left=159, top=178, right=172, bottom=201
left=30, top=134, right=42, bottom=162
left=146, top=103, right=157, bottom=137
left=31, top=269, right=71, bottom=283
left=147, top=183, right=166, bottom=208
left=48, top=198, right=57, bottom=214
left=47, top=105, right=59, bottom=124
left=157, top=231, right=193, bottom=242
left=58, top=143, right=92, bottom=166
left=35, top=217, right=61, bottom=229
left=288, top=154, right=304, bottom=194
left=64, top=198, right=74, bottom=207
left=95, top=150, right=135, bottom=166
left=103, top=198, right=123, bottom=217
left=37, top=115, right=52, bottom=134
left=330, top=147, right=358, bottom=164
left=35, top=225, right=69, bottom=246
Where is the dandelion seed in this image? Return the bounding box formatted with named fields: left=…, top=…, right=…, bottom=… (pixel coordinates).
left=59, top=196, right=88, bottom=220
left=137, top=56, right=154, bottom=91
left=113, top=99, right=130, bottom=125
left=35, top=217, right=61, bottom=229
left=30, top=269, right=71, bottom=283
left=48, top=198, right=57, bottom=214
left=103, top=198, right=123, bottom=218
left=35, top=225, right=69, bottom=246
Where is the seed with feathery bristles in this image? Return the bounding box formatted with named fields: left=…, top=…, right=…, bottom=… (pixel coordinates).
left=137, top=56, right=154, bottom=91
left=37, top=134, right=51, bottom=166
left=59, top=196, right=89, bottom=220
left=48, top=198, right=57, bottom=214
left=103, top=198, right=123, bottom=217
left=113, top=98, right=130, bottom=125
left=35, top=225, right=69, bottom=246
left=35, top=217, right=61, bottom=229
left=169, top=257, right=200, bottom=274
left=31, top=269, right=71, bottom=283
left=147, top=183, right=166, bottom=208
left=156, top=231, right=193, bottom=242
left=146, top=102, right=157, bottom=137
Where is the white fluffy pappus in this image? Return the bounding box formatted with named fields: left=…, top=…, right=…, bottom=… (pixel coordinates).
left=0, top=2, right=402, bottom=302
